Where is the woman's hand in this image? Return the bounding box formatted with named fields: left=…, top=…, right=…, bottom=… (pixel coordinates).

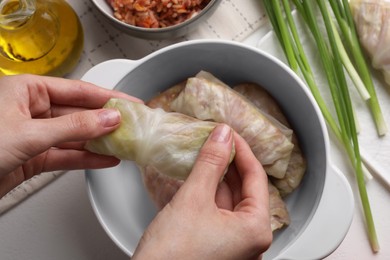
left=133, top=124, right=272, bottom=260
left=0, top=74, right=140, bottom=197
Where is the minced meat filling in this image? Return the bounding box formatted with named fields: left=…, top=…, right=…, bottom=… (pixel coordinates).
left=107, top=0, right=211, bottom=28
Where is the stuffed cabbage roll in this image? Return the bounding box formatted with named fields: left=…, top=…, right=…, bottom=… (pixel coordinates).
left=146, top=83, right=291, bottom=231
left=170, top=71, right=294, bottom=179
left=268, top=180, right=291, bottom=231
left=141, top=165, right=290, bottom=232
left=234, top=83, right=307, bottom=196
left=147, top=81, right=186, bottom=111
left=351, top=0, right=390, bottom=85
left=140, top=165, right=183, bottom=209
left=85, top=98, right=234, bottom=180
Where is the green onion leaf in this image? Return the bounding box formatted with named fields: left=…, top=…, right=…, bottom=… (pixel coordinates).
left=263, top=0, right=380, bottom=252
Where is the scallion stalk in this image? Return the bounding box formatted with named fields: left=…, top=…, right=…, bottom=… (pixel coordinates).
left=317, top=0, right=379, bottom=251
left=329, top=18, right=370, bottom=101
left=329, top=0, right=388, bottom=136
left=263, top=0, right=379, bottom=252
left=267, top=0, right=370, bottom=179
left=272, top=0, right=298, bottom=71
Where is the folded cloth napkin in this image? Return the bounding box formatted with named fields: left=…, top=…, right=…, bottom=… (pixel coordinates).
left=189, top=0, right=267, bottom=41
left=0, top=0, right=269, bottom=215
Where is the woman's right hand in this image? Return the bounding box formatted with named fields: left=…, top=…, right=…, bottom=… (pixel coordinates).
left=133, top=124, right=272, bottom=260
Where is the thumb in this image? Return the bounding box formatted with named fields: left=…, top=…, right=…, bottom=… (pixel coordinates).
left=180, top=124, right=234, bottom=202
left=25, top=108, right=121, bottom=155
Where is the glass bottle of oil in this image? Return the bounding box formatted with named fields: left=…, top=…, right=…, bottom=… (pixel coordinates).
left=0, top=0, right=83, bottom=77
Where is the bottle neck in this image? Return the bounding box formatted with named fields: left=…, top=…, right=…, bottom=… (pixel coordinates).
left=0, top=0, right=36, bottom=29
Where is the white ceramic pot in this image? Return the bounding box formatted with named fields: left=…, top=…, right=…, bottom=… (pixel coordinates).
left=82, top=40, right=354, bottom=260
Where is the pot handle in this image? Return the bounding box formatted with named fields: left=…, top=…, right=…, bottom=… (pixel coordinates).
left=275, top=164, right=354, bottom=260
left=81, top=59, right=141, bottom=89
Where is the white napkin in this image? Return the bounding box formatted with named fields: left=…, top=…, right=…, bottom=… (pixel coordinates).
left=0, top=0, right=269, bottom=215
left=189, top=0, right=267, bottom=41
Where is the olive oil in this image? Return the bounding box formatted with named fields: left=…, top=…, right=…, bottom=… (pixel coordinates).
left=0, top=0, right=83, bottom=77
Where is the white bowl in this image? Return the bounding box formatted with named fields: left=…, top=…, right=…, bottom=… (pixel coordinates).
left=82, top=40, right=354, bottom=259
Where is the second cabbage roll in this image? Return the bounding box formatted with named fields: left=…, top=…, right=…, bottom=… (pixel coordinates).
left=234, top=83, right=307, bottom=196
left=141, top=165, right=290, bottom=232
left=170, top=71, right=294, bottom=179
left=85, top=98, right=234, bottom=180
left=147, top=81, right=186, bottom=111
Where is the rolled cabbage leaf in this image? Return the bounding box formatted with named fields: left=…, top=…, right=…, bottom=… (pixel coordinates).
left=141, top=165, right=290, bottom=232
left=85, top=98, right=234, bottom=180
left=146, top=91, right=290, bottom=231
left=140, top=166, right=183, bottom=210
left=170, top=71, right=294, bottom=179
left=268, top=180, right=291, bottom=231
left=351, top=0, right=390, bottom=85
left=147, top=81, right=186, bottom=110
left=234, top=83, right=307, bottom=196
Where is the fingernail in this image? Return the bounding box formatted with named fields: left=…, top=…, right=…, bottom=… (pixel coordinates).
left=99, top=109, right=121, bottom=127
left=211, top=124, right=231, bottom=143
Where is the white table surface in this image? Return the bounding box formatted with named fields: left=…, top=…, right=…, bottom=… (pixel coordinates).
left=1, top=1, right=390, bottom=259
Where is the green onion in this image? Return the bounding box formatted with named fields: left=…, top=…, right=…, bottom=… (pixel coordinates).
left=329, top=18, right=370, bottom=101
left=265, top=0, right=369, bottom=178
left=329, top=0, right=387, bottom=136
left=263, top=0, right=380, bottom=252
left=317, top=0, right=379, bottom=251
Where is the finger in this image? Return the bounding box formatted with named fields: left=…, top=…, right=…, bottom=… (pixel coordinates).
left=30, top=74, right=143, bottom=108
left=56, top=141, right=87, bottom=150
left=0, top=172, right=24, bottom=198
left=49, top=105, right=85, bottom=118
left=233, top=133, right=269, bottom=211
left=33, top=105, right=86, bottom=119
left=41, top=104, right=116, bottom=119
left=41, top=149, right=120, bottom=172
left=179, top=124, right=234, bottom=202
left=224, top=163, right=242, bottom=207
left=215, top=181, right=233, bottom=210
left=23, top=108, right=121, bottom=156
left=8, top=74, right=142, bottom=118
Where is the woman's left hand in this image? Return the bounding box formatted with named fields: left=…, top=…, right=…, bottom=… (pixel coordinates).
left=0, top=74, right=140, bottom=197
